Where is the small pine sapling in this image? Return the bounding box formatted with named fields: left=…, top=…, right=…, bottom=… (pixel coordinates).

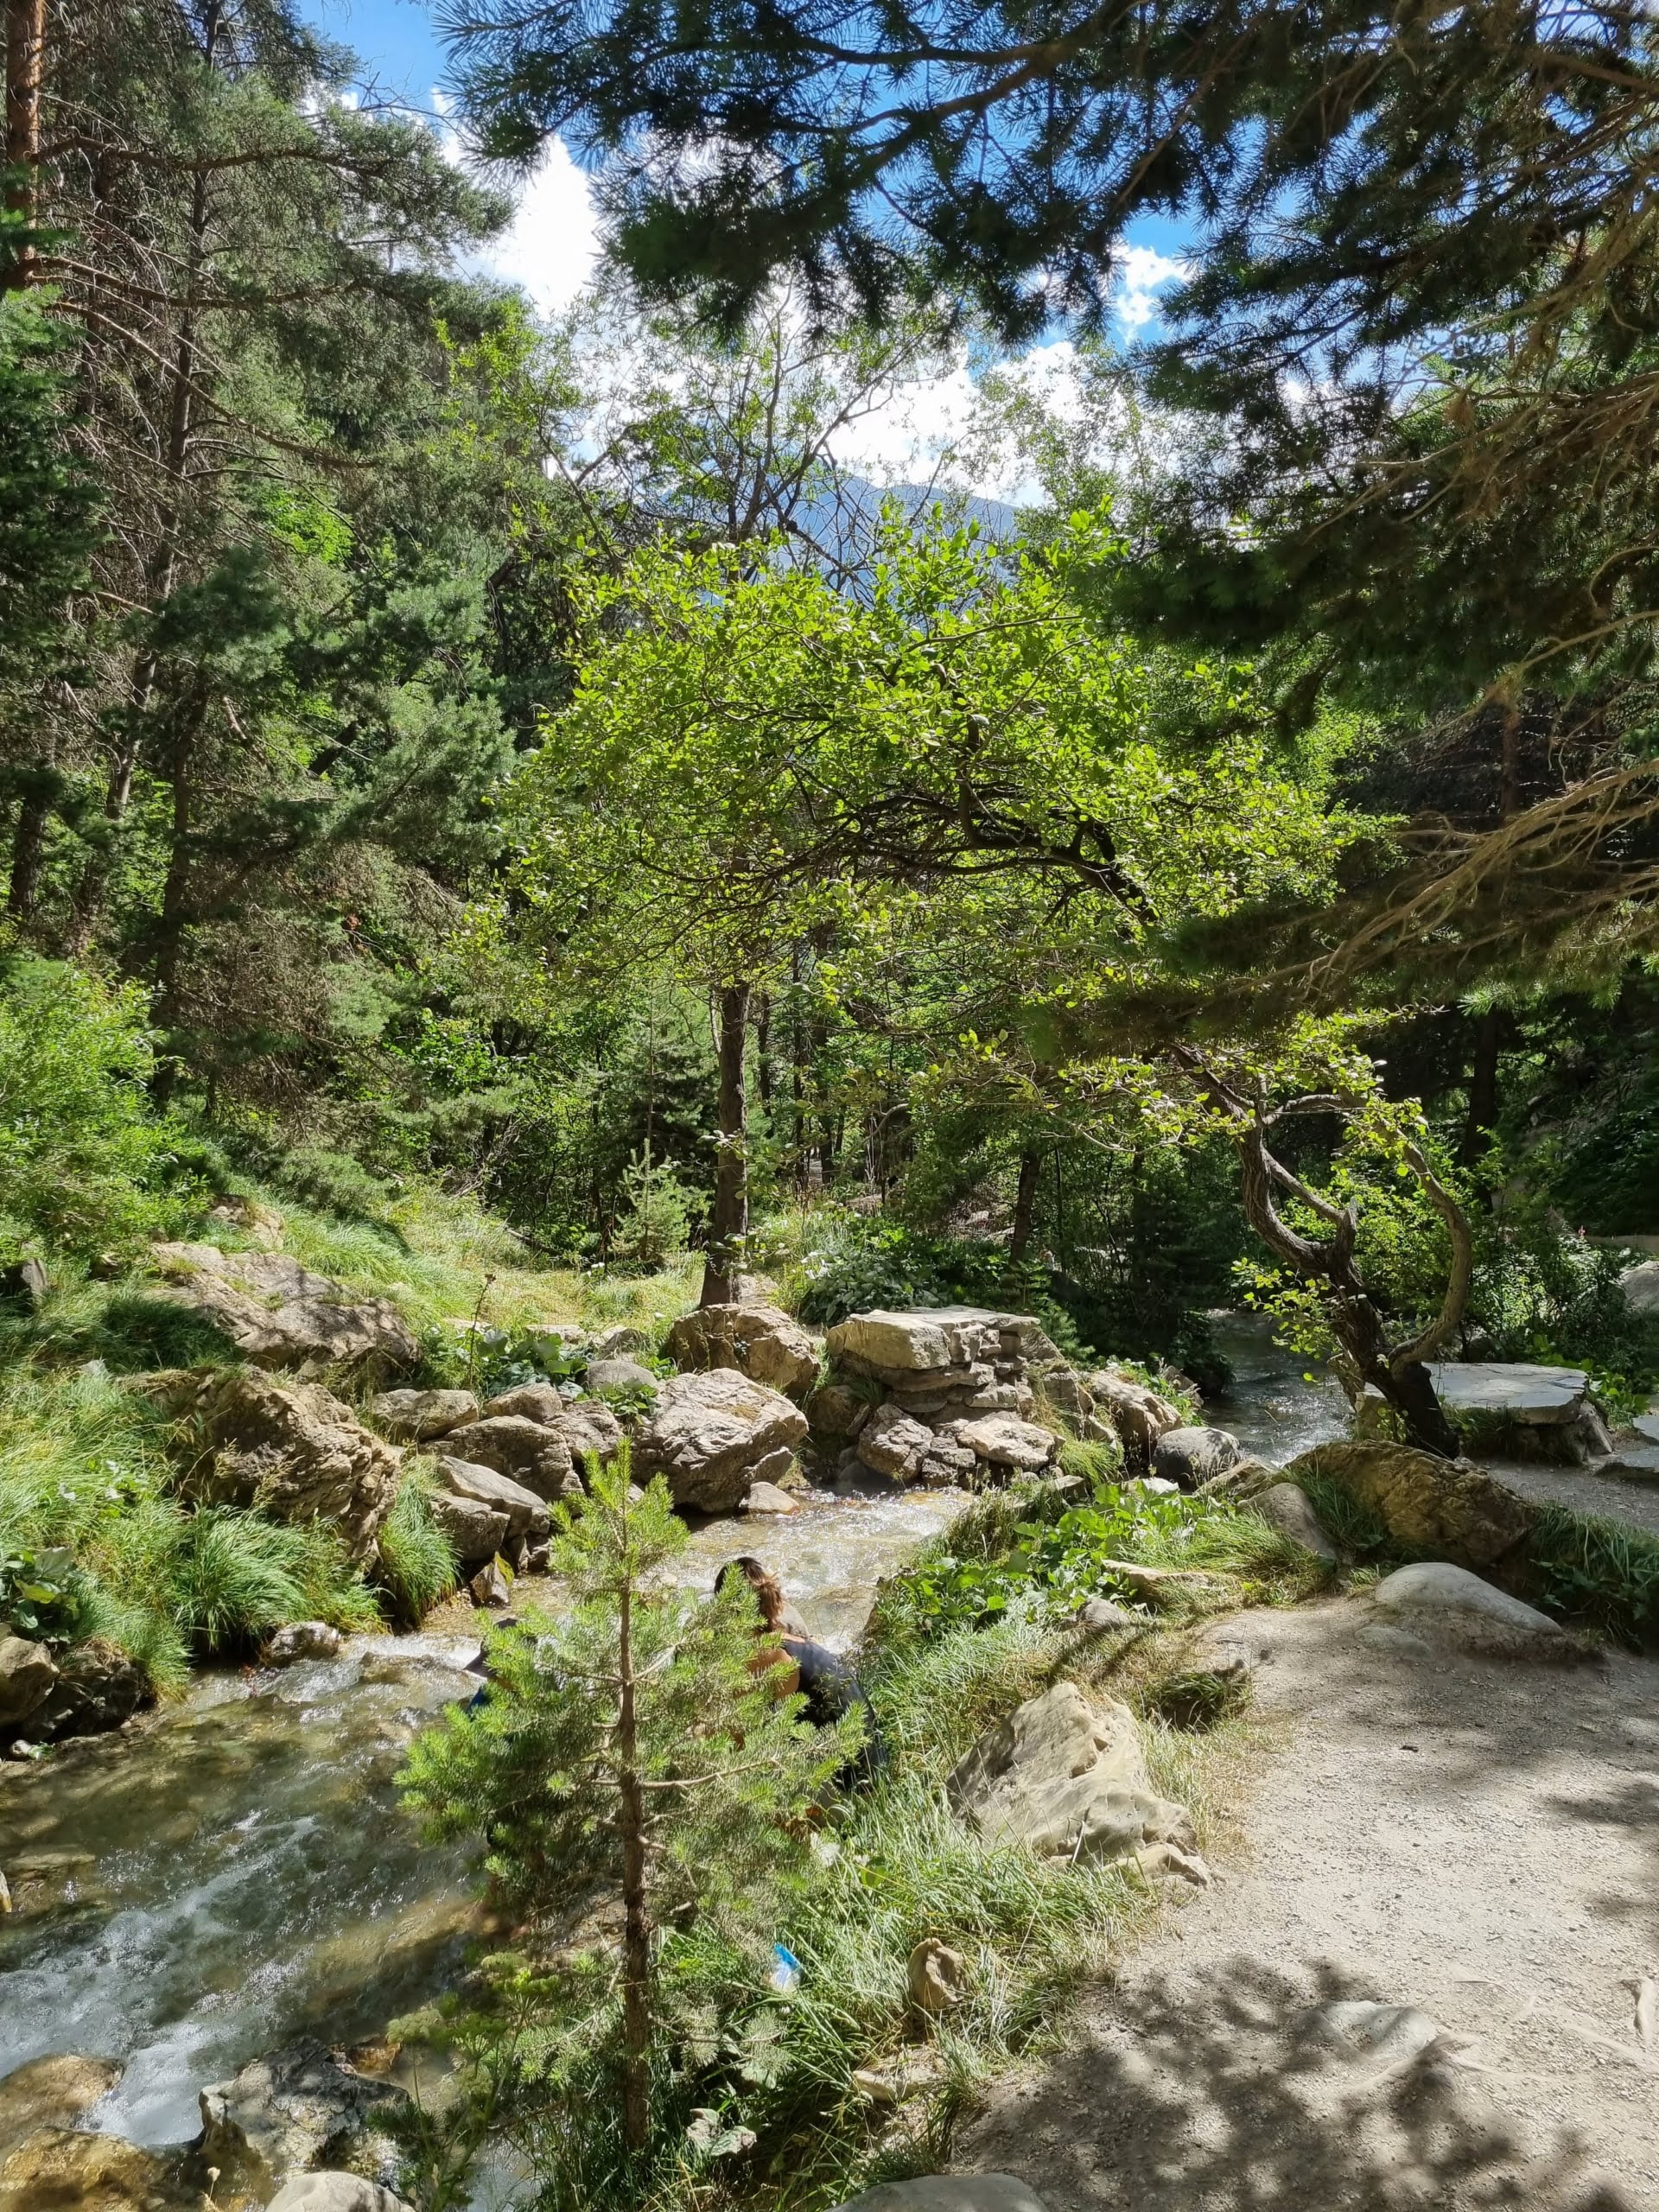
left=398, top=1444, right=855, bottom=2187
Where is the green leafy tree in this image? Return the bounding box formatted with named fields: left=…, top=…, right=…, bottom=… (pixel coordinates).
left=398, top=1453, right=849, bottom=2175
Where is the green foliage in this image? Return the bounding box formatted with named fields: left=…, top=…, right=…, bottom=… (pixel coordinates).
left=168, top=1507, right=379, bottom=1655
left=397, top=1452, right=849, bottom=2192
left=1139, top=1667, right=1251, bottom=1732
left=0, top=952, right=200, bottom=1262
left=610, top=1147, right=702, bottom=1270
left=377, top=1465, right=461, bottom=1625
left=1523, top=1506, right=1659, bottom=1652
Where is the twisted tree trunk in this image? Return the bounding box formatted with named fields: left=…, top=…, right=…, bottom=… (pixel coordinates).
left=701, top=981, right=750, bottom=1306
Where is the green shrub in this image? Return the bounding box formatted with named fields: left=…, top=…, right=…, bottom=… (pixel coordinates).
left=1523, top=1504, right=1659, bottom=1649
left=0, top=951, right=201, bottom=1262
left=378, top=1465, right=459, bottom=1624
left=169, top=1507, right=379, bottom=1654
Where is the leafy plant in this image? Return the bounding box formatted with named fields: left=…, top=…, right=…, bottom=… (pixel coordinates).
left=378, top=1465, right=460, bottom=1624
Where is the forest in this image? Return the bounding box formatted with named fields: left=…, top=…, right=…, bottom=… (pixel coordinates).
left=3, top=4, right=1659, bottom=2212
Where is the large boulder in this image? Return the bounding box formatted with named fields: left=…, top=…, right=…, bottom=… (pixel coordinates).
left=149, top=1244, right=418, bottom=1383
left=1358, top=1360, right=1610, bottom=1464
left=632, top=1370, right=809, bottom=1511
left=31, top=1638, right=150, bottom=1742
left=1082, top=1366, right=1184, bottom=1461
left=441, top=1415, right=578, bottom=1502
left=481, top=1382, right=569, bottom=1425
left=1251, top=1482, right=1338, bottom=1563
left=586, top=1356, right=658, bottom=1395
left=267, top=2179, right=414, bottom=2212
left=1286, top=1440, right=1534, bottom=1570
left=1152, top=1425, right=1243, bottom=1489
left=667, top=1302, right=820, bottom=1397
left=0, top=2126, right=203, bottom=2212
left=947, top=1680, right=1206, bottom=1879
left=0, top=1635, right=57, bottom=1729
left=1370, top=1561, right=1578, bottom=1660
left=0, top=2056, right=122, bottom=2156
left=432, top=1456, right=550, bottom=1541
left=370, top=1389, right=476, bottom=1442
left=855, top=1402, right=937, bottom=1480
left=195, top=2038, right=404, bottom=2204
left=950, top=1414, right=1059, bottom=1474
left=804, top=1381, right=873, bottom=1440
left=559, top=1396, right=624, bottom=1468
left=171, top=1370, right=401, bottom=1564
left=425, top=1487, right=509, bottom=1564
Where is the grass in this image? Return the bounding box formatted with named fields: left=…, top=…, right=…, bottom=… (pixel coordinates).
left=169, top=1505, right=381, bottom=1652
left=1523, top=1503, right=1659, bottom=1648
left=379, top=1461, right=461, bottom=1624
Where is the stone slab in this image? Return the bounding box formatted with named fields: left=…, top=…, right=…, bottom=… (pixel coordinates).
left=1426, top=1361, right=1589, bottom=1425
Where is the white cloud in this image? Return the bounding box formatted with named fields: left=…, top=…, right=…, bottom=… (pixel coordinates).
left=1110, top=242, right=1188, bottom=332
left=477, top=135, right=601, bottom=315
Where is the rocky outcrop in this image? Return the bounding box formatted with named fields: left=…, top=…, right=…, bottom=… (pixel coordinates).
left=31, top=1638, right=150, bottom=1742
left=822, top=1308, right=1073, bottom=1487
left=432, top=1456, right=550, bottom=1541
left=169, top=1369, right=401, bottom=1564
left=149, top=1244, right=418, bottom=1383
left=441, top=1415, right=579, bottom=1502
left=370, top=1388, right=476, bottom=1441
left=195, top=2038, right=405, bottom=2205
left=0, top=1634, right=57, bottom=1729
left=665, top=1302, right=820, bottom=1397
left=426, top=1486, right=509, bottom=1563
left=632, top=1370, right=808, bottom=1511
left=586, top=1356, right=658, bottom=1394
left=1359, top=1360, right=1611, bottom=1465
left=1152, top=1425, right=1244, bottom=1489
left=1370, top=1561, right=1579, bottom=1660
left=1286, top=1440, right=1534, bottom=1570
left=947, top=1679, right=1207, bottom=1881
left=559, top=1397, right=624, bottom=1467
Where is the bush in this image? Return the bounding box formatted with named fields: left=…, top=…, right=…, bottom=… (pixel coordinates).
left=168, top=1506, right=379, bottom=1654
left=0, top=950, right=200, bottom=1262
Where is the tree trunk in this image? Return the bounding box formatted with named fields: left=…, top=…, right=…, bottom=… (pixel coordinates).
left=754, top=988, right=772, bottom=1116
left=1009, top=1146, right=1041, bottom=1264
left=1459, top=1006, right=1502, bottom=1167
left=3, top=0, right=46, bottom=292
left=147, top=706, right=196, bottom=1107
left=5, top=780, right=48, bottom=919
left=701, top=981, right=749, bottom=1306
left=613, top=1551, right=652, bottom=2152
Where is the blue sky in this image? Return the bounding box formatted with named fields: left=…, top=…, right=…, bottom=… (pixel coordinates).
left=298, top=0, right=1190, bottom=494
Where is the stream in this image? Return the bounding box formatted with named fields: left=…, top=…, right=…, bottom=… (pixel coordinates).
left=0, top=1318, right=1347, bottom=2169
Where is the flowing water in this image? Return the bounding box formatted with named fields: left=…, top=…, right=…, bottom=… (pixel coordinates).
left=0, top=1325, right=1344, bottom=2163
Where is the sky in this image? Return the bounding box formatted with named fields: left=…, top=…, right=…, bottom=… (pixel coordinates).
left=301, top=0, right=1189, bottom=497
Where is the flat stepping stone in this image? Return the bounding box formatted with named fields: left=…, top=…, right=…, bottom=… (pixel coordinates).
left=1427, top=1362, right=1588, bottom=1426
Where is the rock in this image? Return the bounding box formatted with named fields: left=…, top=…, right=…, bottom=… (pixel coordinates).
left=425, top=1488, right=509, bottom=1563
left=1251, top=1482, right=1339, bottom=1562
left=827, top=2175, right=1050, bottom=2212
left=1076, top=1596, right=1141, bottom=1632
left=586, top=1357, right=658, bottom=1395
left=1083, top=1366, right=1185, bottom=1460
left=1152, top=1425, right=1243, bottom=1489
left=1370, top=1561, right=1577, bottom=1659
left=0, top=2055, right=122, bottom=2155
left=666, top=1302, right=820, bottom=1397
left=590, top=1325, right=648, bottom=1358
left=917, top=1441, right=977, bottom=1487
left=632, top=1370, right=809, bottom=1512
left=206, top=1193, right=285, bottom=1247
left=481, top=1382, right=569, bottom=1426
left=1090, top=1559, right=1217, bottom=1604
left=196, top=2038, right=405, bottom=2202
left=804, top=1381, right=872, bottom=1440
left=1196, top=1453, right=1276, bottom=1501
left=432, top=1456, right=550, bottom=1541
left=0, top=2126, right=203, bottom=2212
left=947, top=1679, right=1202, bottom=1872
left=906, top=1936, right=968, bottom=2014
left=1620, top=1259, right=1659, bottom=1317
left=830, top=1308, right=1052, bottom=1376
left=1429, top=1358, right=1589, bottom=1425
left=856, top=1402, right=937, bottom=1480
left=950, top=1414, right=1058, bottom=1473
left=32, top=1639, right=150, bottom=1742
left=0, top=1635, right=57, bottom=1729
left=469, top=1560, right=512, bottom=1606
left=262, top=1622, right=344, bottom=1667
left=370, top=1389, right=477, bottom=1441
left=148, top=1243, right=418, bottom=1382
left=1287, top=1440, right=1533, bottom=1569
left=266, top=2178, right=414, bottom=2212
left=172, top=1370, right=402, bottom=1564
left=741, top=1478, right=801, bottom=1515
left=0, top=1256, right=51, bottom=1307
left=557, top=1397, right=625, bottom=1468
left=442, top=1415, right=578, bottom=1502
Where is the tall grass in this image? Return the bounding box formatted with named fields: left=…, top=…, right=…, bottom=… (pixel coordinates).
left=378, top=1464, right=461, bottom=1624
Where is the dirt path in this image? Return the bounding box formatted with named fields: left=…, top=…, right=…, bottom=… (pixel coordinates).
left=961, top=1595, right=1659, bottom=2212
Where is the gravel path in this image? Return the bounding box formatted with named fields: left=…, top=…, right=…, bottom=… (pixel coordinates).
left=1480, top=1452, right=1659, bottom=1541
left=962, top=1595, right=1659, bottom=2211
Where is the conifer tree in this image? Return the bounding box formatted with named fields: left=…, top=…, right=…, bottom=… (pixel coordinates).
left=398, top=1452, right=851, bottom=2167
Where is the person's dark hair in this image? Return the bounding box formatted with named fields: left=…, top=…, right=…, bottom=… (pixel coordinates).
left=716, top=1554, right=787, bottom=1633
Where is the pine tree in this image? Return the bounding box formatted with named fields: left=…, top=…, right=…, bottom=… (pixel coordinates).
left=398, top=1450, right=851, bottom=2177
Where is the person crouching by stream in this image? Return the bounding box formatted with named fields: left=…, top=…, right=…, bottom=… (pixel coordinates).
left=715, top=1556, right=887, bottom=1782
